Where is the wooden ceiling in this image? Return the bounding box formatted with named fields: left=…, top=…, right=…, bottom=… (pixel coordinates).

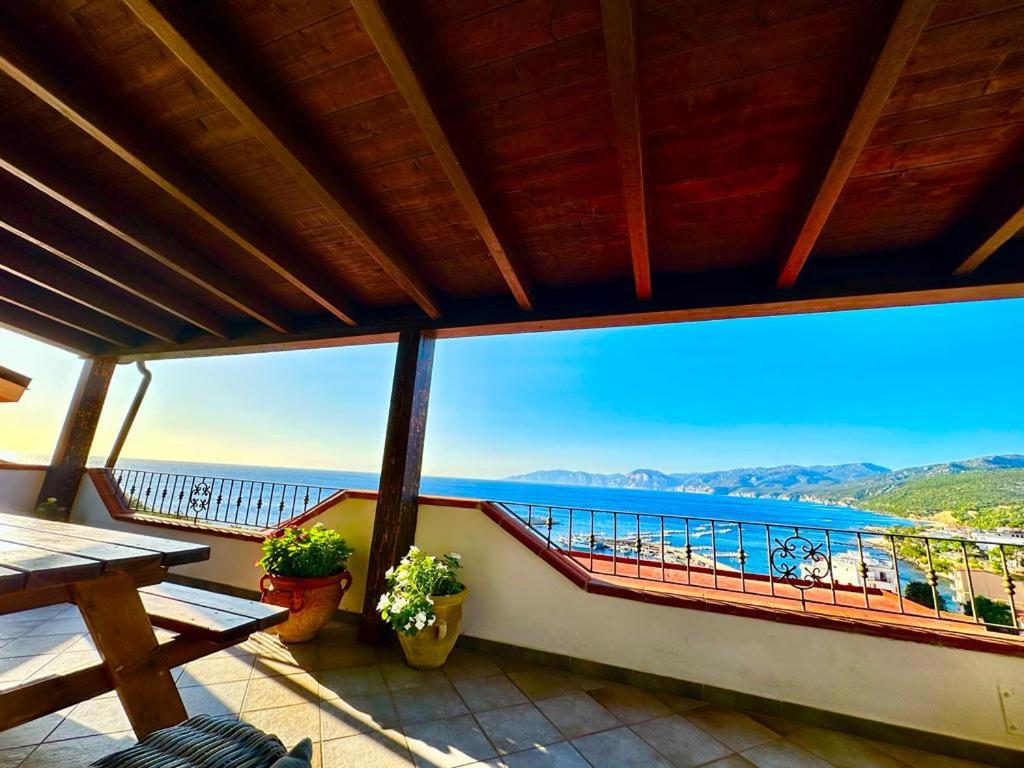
left=0, top=0, right=1023, bottom=360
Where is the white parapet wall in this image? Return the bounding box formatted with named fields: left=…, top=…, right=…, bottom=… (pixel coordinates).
left=69, top=477, right=1024, bottom=750
left=0, top=466, right=44, bottom=514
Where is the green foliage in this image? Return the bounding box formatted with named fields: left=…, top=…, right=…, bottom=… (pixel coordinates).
left=963, top=595, right=1014, bottom=627
left=848, top=470, right=1024, bottom=529
left=903, top=580, right=948, bottom=612
left=377, top=546, right=463, bottom=636
left=886, top=528, right=986, bottom=575
left=259, top=524, right=353, bottom=578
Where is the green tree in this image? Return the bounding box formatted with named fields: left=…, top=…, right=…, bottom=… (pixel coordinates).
left=903, top=580, right=948, bottom=611
left=963, top=595, right=1014, bottom=627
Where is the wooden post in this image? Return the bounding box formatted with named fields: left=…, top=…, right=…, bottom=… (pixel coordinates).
left=358, top=330, right=435, bottom=643
left=35, top=357, right=116, bottom=519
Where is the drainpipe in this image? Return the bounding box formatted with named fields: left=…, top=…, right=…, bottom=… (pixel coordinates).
left=104, top=361, right=152, bottom=469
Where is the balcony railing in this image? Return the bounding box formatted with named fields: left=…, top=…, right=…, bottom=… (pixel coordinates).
left=111, top=468, right=341, bottom=530
left=495, top=501, right=1024, bottom=637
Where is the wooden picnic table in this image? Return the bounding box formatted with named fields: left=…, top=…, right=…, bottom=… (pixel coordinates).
left=0, top=512, right=286, bottom=739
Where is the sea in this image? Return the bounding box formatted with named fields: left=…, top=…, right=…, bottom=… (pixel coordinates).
left=91, top=457, right=956, bottom=607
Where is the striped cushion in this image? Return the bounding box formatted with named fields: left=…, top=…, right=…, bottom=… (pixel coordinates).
left=91, top=715, right=294, bottom=768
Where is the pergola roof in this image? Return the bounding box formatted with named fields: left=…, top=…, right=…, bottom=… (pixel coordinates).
left=0, top=0, right=1022, bottom=359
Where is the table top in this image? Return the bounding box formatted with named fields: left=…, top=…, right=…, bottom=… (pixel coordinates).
left=0, top=512, right=210, bottom=592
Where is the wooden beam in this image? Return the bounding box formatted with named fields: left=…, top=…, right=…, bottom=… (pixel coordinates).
left=0, top=301, right=107, bottom=356
left=358, top=330, right=435, bottom=643
left=35, top=357, right=116, bottom=516
left=0, top=196, right=230, bottom=338
left=0, top=366, right=30, bottom=404
left=954, top=183, right=1024, bottom=274
left=777, top=0, right=934, bottom=289
left=0, top=272, right=140, bottom=347
left=122, top=0, right=442, bottom=320
left=0, top=238, right=182, bottom=343
left=600, top=0, right=651, bottom=301
left=0, top=144, right=291, bottom=333
left=0, top=35, right=359, bottom=326
left=115, top=242, right=1024, bottom=362
left=351, top=0, right=533, bottom=311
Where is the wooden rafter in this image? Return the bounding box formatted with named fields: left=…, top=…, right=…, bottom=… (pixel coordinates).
left=0, top=36, right=359, bottom=326
left=0, top=239, right=181, bottom=343
left=954, top=192, right=1024, bottom=275
left=600, top=0, right=651, bottom=301
left=0, top=197, right=230, bottom=339
left=122, top=0, right=442, bottom=320
left=351, top=0, right=534, bottom=311
left=777, top=0, right=935, bottom=289
left=0, top=144, right=291, bottom=333
left=0, top=272, right=138, bottom=347
left=0, top=300, right=107, bottom=356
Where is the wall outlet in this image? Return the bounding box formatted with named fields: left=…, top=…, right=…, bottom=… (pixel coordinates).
left=999, top=686, right=1023, bottom=736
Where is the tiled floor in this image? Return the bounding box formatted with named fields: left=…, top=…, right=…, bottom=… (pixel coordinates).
left=0, top=604, right=1000, bottom=768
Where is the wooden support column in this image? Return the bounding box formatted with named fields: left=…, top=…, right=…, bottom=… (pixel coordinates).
left=35, top=356, right=116, bottom=519
left=359, top=330, right=435, bottom=643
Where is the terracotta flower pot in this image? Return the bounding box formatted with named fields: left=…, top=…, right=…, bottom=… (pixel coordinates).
left=259, top=570, right=352, bottom=643
left=397, top=588, right=468, bottom=669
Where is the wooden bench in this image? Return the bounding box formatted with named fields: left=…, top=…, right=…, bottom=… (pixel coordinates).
left=140, top=582, right=287, bottom=643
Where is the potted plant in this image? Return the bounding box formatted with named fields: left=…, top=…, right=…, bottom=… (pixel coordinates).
left=258, top=524, right=354, bottom=643
left=377, top=546, right=467, bottom=669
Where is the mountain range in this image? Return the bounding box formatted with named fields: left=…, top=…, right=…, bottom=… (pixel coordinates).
left=506, top=454, right=1024, bottom=505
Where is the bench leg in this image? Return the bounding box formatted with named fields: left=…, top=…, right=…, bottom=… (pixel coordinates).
left=73, top=572, right=188, bottom=739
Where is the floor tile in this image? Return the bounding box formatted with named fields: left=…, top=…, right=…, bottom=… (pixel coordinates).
left=243, top=672, right=320, bottom=710
left=684, top=705, right=779, bottom=751
left=741, top=738, right=832, bottom=768
left=178, top=653, right=255, bottom=687
left=499, top=742, right=592, bottom=768
left=745, top=712, right=801, bottom=735
left=318, top=642, right=379, bottom=671
left=243, top=702, right=321, bottom=748
left=33, top=617, right=88, bottom=636
left=19, top=730, right=136, bottom=767
left=26, top=649, right=101, bottom=681
left=381, top=662, right=448, bottom=691
left=405, top=714, right=498, bottom=768
left=0, top=746, right=34, bottom=767
left=46, top=696, right=131, bottom=741
left=474, top=703, right=562, bottom=756
left=902, top=755, right=996, bottom=768
left=321, top=729, right=414, bottom=767
left=252, top=643, right=319, bottom=678
left=393, top=680, right=469, bottom=724
left=630, top=714, right=733, bottom=768
left=320, top=693, right=400, bottom=740
left=572, top=726, right=676, bottom=768
left=318, top=664, right=388, bottom=699
left=180, top=679, right=248, bottom=718
left=507, top=669, right=581, bottom=702
left=0, top=714, right=64, bottom=750
left=653, top=692, right=706, bottom=713
left=0, top=633, right=82, bottom=659
left=442, top=650, right=502, bottom=681
left=702, top=757, right=757, bottom=768
left=0, top=653, right=57, bottom=682
left=787, top=725, right=906, bottom=768
left=535, top=692, right=620, bottom=739
left=587, top=685, right=670, bottom=724
left=454, top=674, right=529, bottom=713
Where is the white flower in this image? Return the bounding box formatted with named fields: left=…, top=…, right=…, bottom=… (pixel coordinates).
left=408, top=545, right=420, bottom=554
left=427, top=615, right=436, bottom=626
left=385, top=566, right=394, bottom=578
left=450, top=552, right=462, bottom=561
left=414, top=618, right=425, bottom=631
left=414, top=611, right=427, bottom=625
left=391, top=596, right=408, bottom=613
left=377, top=594, right=391, bottom=611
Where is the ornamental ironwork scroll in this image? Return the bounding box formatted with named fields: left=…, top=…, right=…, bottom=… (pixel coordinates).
left=188, top=481, right=212, bottom=513
left=769, top=534, right=831, bottom=591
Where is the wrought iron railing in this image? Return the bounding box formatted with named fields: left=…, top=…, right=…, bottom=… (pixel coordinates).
left=494, top=501, right=1024, bottom=637
left=111, top=468, right=342, bottom=530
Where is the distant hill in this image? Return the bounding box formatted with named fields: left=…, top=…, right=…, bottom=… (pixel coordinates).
left=506, top=455, right=1024, bottom=528
left=505, top=462, right=890, bottom=496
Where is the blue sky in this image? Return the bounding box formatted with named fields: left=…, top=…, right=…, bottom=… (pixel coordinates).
left=2, top=298, right=1022, bottom=478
